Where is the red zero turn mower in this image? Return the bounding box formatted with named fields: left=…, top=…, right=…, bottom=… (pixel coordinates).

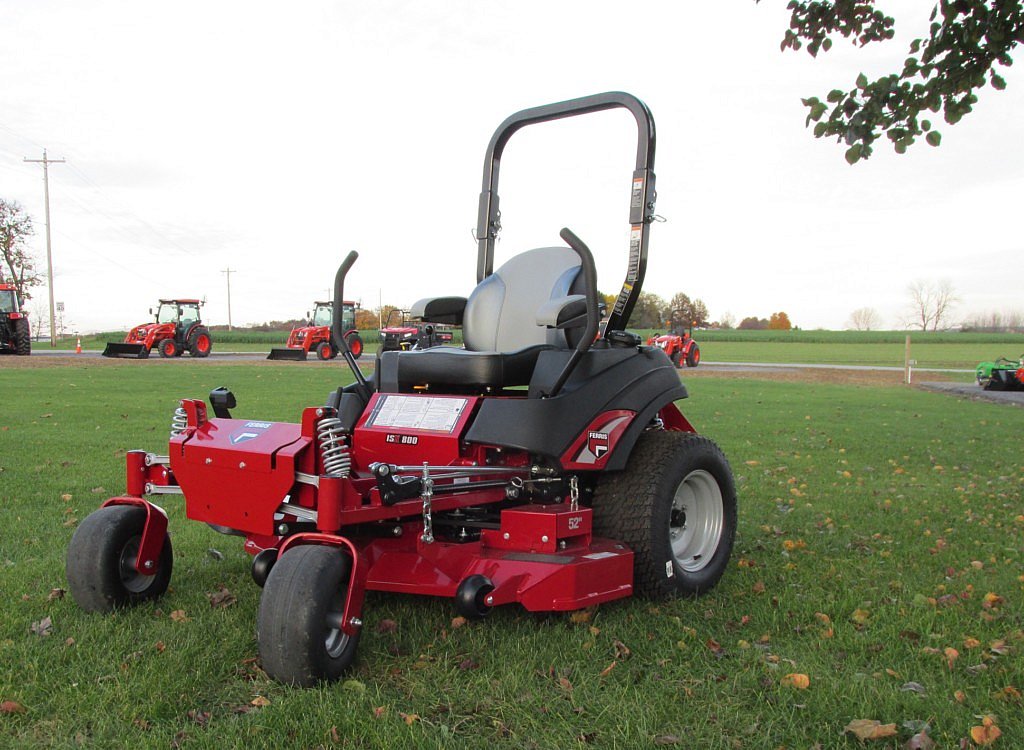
left=67, top=92, right=738, bottom=687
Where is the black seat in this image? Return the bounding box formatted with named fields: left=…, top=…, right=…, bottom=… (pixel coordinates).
left=377, top=247, right=583, bottom=392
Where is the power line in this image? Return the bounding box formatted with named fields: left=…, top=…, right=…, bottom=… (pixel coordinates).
left=23, top=149, right=65, bottom=347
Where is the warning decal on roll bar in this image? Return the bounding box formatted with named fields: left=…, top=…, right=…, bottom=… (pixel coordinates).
left=367, top=395, right=468, bottom=433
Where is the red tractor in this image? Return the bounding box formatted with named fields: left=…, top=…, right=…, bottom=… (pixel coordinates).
left=268, top=300, right=363, bottom=361
left=0, top=282, right=31, bottom=356
left=647, top=314, right=700, bottom=368
left=102, top=299, right=212, bottom=359
left=67, top=92, right=737, bottom=687
left=379, top=308, right=454, bottom=353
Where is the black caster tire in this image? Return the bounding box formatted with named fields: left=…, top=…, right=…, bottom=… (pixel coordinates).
left=592, top=431, right=736, bottom=599
left=251, top=548, right=278, bottom=587
left=66, top=505, right=173, bottom=613
left=257, top=545, right=360, bottom=686
left=455, top=575, right=494, bottom=620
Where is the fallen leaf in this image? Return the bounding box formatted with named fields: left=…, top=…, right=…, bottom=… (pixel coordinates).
left=187, top=709, right=210, bottom=726
left=969, top=716, right=1001, bottom=745
left=169, top=610, right=189, bottom=623
left=400, top=712, right=419, bottom=725
left=905, top=728, right=936, bottom=750
left=372, top=706, right=386, bottom=719
left=752, top=581, right=766, bottom=594
left=705, top=638, right=723, bottom=654
left=47, top=588, right=65, bottom=602
left=781, top=673, right=810, bottom=689
left=558, top=676, right=573, bottom=693
left=851, top=609, right=871, bottom=626
left=944, top=647, right=959, bottom=669
left=250, top=696, right=270, bottom=707
left=155, top=641, right=166, bottom=653
left=458, top=658, right=479, bottom=671
left=376, top=619, right=398, bottom=634
left=0, top=700, right=26, bottom=714
left=206, top=586, right=236, bottom=609
left=964, top=637, right=981, bottom=649
left=30, top=617, right=52, bottom=637
left=450, top=616, right=467, bottom=629
left=900, top=682, right=926, bottom=695
left=982, top=592, right=1004, bottom=610
left=599, top=661, right=617, bottom=678
left=206, top=548, right=224, bottom=561
left=570, top=606, right=597, bottom=624
left=953, top=690, right=966, bottom=703
left=612, top=639, right=631, bottom=659
left=330, top=726, right=340, bottom=742
left=844, top=719, right=898, bottom=741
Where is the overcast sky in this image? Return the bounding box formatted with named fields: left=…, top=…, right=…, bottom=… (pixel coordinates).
left=2, top=0, right=1021, bottom=334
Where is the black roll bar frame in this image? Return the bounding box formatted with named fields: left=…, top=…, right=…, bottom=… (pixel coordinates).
left=475, top=91, right=657, bottom=335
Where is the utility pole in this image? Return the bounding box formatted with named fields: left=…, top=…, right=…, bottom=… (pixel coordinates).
left=221, top=268, right=235, bottom=331
left=23, top=149, right=66, bottom=347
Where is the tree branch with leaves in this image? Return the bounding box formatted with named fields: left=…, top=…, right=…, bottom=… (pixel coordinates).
left=0, top=199, right=40, bottom=304
left=767, top=1, right=1024, bottom=163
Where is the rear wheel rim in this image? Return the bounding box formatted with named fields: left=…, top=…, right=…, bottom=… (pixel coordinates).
left=196, top=335, right=210, bottom=353
left=669, top=469, right=723, bottom=573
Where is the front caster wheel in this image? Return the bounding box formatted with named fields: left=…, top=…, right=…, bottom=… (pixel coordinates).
left=66, top=505, right=173, bottom=613
left=592, top=431, right=736, bottom=599
left=251, top=548, right=278, bottom=587
left=455, top=575, right=494, bottom=620
left=257, top=545, right=360, bottom=686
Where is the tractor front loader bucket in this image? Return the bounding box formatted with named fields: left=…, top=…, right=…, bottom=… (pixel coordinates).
left=267, top=348, right=307, bottom=361
left=102, top=342, right=149, bottom=358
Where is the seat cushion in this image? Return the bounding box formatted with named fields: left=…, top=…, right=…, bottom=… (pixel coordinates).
left=377, top=345, right=553, bottom=392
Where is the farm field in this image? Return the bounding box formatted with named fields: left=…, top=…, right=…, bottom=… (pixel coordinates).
left=40, top=329, right=1024, bottom=374
left=0, top=361, right=1022, bottom=748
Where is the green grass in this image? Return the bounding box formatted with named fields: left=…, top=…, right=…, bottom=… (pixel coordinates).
left=1, top=363, right=1022, bottom=748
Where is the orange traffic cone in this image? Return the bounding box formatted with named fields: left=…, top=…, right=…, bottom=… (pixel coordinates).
left=75, top=337, right=82, bottom=354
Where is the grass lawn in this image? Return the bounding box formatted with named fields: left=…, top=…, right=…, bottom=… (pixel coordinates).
left=0, top=361, right=1021, bottom=748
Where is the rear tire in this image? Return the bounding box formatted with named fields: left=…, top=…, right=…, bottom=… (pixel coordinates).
left=686, top=345, right=701, bottom=367
left=591, top=431, right=736, bottom=599
left=670, top=351, right=682, bottom=368
left=257, top=545, right=360, bottom=686
left=66, top=505, right=173, bottom=613
left=346, top=332, right=363, bottom=360
left=188, top=326, right=212, bottom=358
left=13, top=317, right=30, bottom=355
left=158, top=338, right=177, bottom=358
left=316, top=341, right=333, bottom=361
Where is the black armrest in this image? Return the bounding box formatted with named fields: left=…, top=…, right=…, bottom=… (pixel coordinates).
left=409, top=296, right=467, bottom=326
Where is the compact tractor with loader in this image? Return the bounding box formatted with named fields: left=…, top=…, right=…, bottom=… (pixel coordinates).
left=67, top=92, right=737, bottom=687
left=268, top=300, right=363, bottom=361
left=976, top=354, right=1024, bottom=390
left=103, top=299, right=212, bottom=359
left=647, top=313, right=700, bottom=367
left=0, top=282, right=31, bottom=356
left=379, top=308, right=454, bottom=353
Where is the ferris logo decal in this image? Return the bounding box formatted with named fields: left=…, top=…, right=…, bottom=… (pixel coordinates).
left=385, top=434, right=419, bottom=445
left=230, top=421, right=272, bottom=444
left=587, top=431, right=609, bottom=458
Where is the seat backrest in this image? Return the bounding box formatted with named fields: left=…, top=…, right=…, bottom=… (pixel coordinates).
left=463, top=247, right=581, bottom=352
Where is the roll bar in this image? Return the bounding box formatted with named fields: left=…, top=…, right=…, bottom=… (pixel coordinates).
left=475, top=91, right=657, bottom=335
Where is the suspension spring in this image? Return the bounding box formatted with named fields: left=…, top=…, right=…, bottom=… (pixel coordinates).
left=317, top=415, right=351, bottom=477
left=170, top=404, right=188, bottom=438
